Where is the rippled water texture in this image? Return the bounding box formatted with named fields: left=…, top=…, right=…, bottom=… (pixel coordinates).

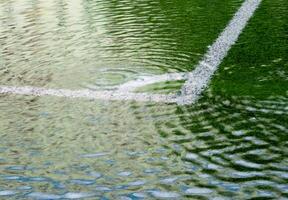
left=0, top=0, right=287, bottom=199
left=0, top=0, right=243, bottom=89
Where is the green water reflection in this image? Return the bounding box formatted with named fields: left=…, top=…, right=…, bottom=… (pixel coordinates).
left=0, top=0, right=287, bottom=199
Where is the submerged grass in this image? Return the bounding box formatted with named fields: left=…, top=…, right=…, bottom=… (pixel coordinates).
left=130, top=0, right=288, bottom=99
left=210, top=0, right=288, bottom=98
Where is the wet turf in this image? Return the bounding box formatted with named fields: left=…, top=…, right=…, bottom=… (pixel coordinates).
left=0, top=0, right=287, bottom=199
left=210, top=0, right=287, bottom=98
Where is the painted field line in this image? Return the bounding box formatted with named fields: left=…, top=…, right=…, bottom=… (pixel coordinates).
left=0, top=86, right=178, bottom=103
left=0, top=0, right=262, bottom=104
left=178, top=0, right=262, bottom=105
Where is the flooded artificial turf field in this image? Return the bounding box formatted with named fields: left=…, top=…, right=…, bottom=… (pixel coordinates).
left=0, top=0, right=287, bottom=199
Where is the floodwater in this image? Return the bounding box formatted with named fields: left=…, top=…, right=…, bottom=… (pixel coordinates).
left=0, top=0, right=287, bottom=199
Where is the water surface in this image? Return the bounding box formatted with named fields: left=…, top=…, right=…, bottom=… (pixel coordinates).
left=0, top=0, right=287, bottom=199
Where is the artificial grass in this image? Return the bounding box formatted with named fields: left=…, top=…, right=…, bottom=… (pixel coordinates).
left=209, top=0, right=288, bottom=98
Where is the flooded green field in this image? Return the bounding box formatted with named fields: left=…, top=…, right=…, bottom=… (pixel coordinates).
left=0, top=0, right=287, bottom=199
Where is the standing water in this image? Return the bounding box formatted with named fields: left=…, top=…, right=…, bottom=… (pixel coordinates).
left=0, top=0, right=287, bottom=199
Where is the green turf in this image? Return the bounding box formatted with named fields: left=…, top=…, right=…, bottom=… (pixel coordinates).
left=141, top=0, right=288, bottom=98
left=0, top=1, right=287, bottom=199
left=0, top=0, right=244, bottom=89
left=209, top=0, right=288, bottom=98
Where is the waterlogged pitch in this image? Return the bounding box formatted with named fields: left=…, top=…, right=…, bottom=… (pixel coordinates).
left=0, top=0, right=263, bottom=105
left=0, top=0, right=287, bottom=199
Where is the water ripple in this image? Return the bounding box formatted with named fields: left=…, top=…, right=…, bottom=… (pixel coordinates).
left=0, top=0, right=287, bottom=199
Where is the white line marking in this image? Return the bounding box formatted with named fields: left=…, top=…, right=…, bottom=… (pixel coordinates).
left=0, top=86, right=178, bottom=103
left=178, top=0, right=262, bottom=105
left=0, top=0, right=262, bottom=104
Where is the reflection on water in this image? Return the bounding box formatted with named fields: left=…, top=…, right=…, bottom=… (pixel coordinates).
left=0, top=94, right=287, bottom=199
left=0, top=0, right=287, bottom=199
left=0, top=0, right=242, bottom=90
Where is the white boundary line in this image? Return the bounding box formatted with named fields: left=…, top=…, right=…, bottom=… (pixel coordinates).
left=178, top=0, right=262, bottom=105
left=0, top=0, right=262, bottom=105
left=0, top=86, right=178, bottom=103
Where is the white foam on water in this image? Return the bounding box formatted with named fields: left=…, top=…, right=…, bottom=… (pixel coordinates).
left=0, top=0, right=262, bottom=105
left=116, top=72, right=187, bottom=92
